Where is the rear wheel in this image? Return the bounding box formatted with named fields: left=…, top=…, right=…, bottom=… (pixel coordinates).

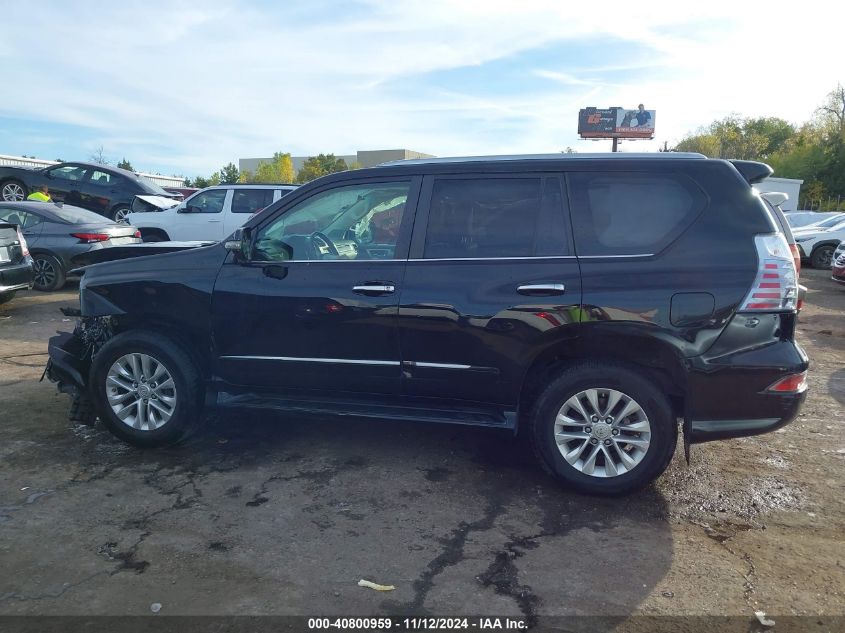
left=32, top=254, right=66, bottom=291
left=111, top=205, right=131, bottom=222
left=811, top=244, right=835, bottom=269
left=89, top=330, right=204, bottom=447
left=1, top=180, right=27, bottom=201
left=529, top=363, right=677, bottom=496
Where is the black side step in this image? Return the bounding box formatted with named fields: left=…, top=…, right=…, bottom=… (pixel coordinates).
left=216, top=392, right=515, bottom=429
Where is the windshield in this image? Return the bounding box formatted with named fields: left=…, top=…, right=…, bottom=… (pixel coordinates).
left=815, top=214, right=845, bottom=228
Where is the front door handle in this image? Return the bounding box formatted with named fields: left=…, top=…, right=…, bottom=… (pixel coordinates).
left=517, top=283, right=566, bottom=296
left=353, top=283, right=395, bottom=296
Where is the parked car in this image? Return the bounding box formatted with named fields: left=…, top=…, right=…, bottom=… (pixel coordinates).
left=784, top=211, right=843, bottom=228
left=0, top=202, right=141, bottom=291
left=126, top=184, right=298, bottom=242
left=46, top=153, right=807, bottom=496
left=832, top=242, right=845, bottom=285
left=0, top=222, right=33, bottom=304
left=792, top=218, right=845, bottom=269
left=0, top=162, right=181, bottom=221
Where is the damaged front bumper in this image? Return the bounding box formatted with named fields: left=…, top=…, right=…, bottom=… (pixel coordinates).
left=44, top=315, right=115, bottom=397
left=45, top=332, right=89, bottom=397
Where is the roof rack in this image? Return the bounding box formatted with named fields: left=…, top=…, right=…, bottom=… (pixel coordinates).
left=379, top=152, right=707, bottom=166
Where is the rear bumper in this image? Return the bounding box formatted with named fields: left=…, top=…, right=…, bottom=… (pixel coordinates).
left=0, top=261, right=34, bottom=292
left=688, top=337, right=809, bottom=444
left=832, top=264, right=845, bottom=284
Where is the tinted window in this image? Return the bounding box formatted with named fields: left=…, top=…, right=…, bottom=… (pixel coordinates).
left=46, top=165, right=88, bottom=181
left=0, top=208, right=43, bottom=229
left=567, top=172, right=704, bottom=256
left=88, top=170, right=115, bottom=187
left=253, top=182, right=409, bottom=262
left=423, top=177, right=568, bottom=259
left=186, top=189, right=227, bottom=214
left=232, top=189, right=275, bottom=214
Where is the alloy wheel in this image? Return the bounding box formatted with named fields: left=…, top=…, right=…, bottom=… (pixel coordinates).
left=106, top=353, right=177, bottom=431
left=553, top=387, right=651, bottom=478
left=2, top=183, right=25, bottom=201
left=33, top=258, right=57, bottom=288
left=113, top=208, right=130, bottom=223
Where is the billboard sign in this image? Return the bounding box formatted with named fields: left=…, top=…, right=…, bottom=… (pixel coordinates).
left=578, top=106, right=656, bottom=139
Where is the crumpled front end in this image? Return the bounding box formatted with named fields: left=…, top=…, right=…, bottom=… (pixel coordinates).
left=45, top=314, right=115, bottom=398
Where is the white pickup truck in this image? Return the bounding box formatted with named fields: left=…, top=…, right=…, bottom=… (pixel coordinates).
left=127, top=184, right=297, bottom=242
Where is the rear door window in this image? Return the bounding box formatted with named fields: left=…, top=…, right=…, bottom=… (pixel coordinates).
left=232, top=189, right=275, bottom=214
left=422, top=177, right=570, bottom=259
left=567, top=171, right=705, bottom=256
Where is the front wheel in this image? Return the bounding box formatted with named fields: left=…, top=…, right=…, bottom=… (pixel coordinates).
left=529, top=363, right=677, bottom=496
left=811, top=245, right=835, bottom=269
left=89, top=330, right=204, bottom=447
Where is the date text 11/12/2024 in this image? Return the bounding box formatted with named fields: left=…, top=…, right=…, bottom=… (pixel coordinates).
left=307, top=617, right=528, bottom=630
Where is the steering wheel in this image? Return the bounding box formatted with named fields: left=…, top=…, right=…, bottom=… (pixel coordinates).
left=310, top=231, right=339, bottom=258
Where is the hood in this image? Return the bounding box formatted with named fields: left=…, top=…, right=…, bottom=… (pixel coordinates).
left=131, top=194, right=181, bottom=213
left=71, top=240, right=215, bottom=268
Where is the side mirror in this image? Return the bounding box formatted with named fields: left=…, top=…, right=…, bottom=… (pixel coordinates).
left=224, top=227, right=252, bottom=262
left=177, top=204, right=194, bottom=214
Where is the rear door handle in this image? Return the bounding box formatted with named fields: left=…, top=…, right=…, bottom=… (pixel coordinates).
left=353, top=283, right=395, bottom=296
left=517, top=283, right=566, bottom=296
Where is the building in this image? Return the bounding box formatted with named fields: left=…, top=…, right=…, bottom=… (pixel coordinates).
left=755, top=176, right=804, bottom=211
left=0, top=154, right=184, bottom=189
left=239, top=148, right=435, bottom=175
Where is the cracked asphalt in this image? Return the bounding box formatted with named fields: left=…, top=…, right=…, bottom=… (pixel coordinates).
left=1, top=269, right=843, bottom=626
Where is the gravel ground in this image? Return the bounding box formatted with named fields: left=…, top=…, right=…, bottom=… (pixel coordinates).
left=0, top=268, right=843, bottom=629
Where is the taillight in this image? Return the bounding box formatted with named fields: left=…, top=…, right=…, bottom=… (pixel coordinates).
left=134, top=230, right=141, bottom=238
left=766, top=371, right=808, bottom=393
left=16, top=227, right=30, bottom=257
left=71, top=232, right=110, bottom=243
left=739, top=233, right=797, bottom=311
left=789, top=243, right=801, bottom=276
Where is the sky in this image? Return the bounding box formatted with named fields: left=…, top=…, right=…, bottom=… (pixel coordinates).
left=1, top=0, right=843, bottom=178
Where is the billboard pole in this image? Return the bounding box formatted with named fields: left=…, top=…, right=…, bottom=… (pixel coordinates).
left=612, top=138, right=618, bottom=153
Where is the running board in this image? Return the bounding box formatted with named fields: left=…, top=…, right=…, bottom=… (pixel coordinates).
left=216, top=392, right=515, bottom=429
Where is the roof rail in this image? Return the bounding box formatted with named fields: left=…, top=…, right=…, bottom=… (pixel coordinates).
left=380, top=152, right=707, bottom=166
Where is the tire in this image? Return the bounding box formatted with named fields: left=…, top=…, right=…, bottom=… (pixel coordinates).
left=810, top=245, right=835, bottom=269
left=89, top=330, right=204, bottom=448
left=111, top=205, right=131, bottom=222
left=528, top=362, right=677, bottom=496
left=0, top=291, right=16, bottom=305
left=32, top=254, right=66, bottom=292
left=68, top=395, right=97, bottom=426
left=1, top=180, right=27, bottom=202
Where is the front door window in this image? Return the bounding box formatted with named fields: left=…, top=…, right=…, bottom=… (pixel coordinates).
left=253, top=182, right=410, bottom=262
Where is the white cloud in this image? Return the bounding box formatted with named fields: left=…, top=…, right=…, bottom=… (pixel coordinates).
left=0, top=0, right=842, bottom=173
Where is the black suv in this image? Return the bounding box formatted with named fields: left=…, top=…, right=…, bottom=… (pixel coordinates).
left=46, top=153, right=808, bottom=495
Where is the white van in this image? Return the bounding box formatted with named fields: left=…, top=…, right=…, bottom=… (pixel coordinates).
left=127, top=184, right=297, bottom=242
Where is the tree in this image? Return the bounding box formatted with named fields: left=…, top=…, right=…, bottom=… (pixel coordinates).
left=673, top=116, right=795, bottom=160
left=296, top=154, right=349, bottom=183
left=90, top=146, right=109, bottom=165
left=117, top=158, right=134, bottom=171
left=248, top=152, right=295, bottom=184
left=220, top=162, right=240, bottom=184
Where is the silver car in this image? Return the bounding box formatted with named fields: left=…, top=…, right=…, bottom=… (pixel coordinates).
left=0, top=201, right=140, bottom=291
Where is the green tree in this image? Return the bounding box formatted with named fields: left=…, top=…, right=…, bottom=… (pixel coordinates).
left=296, top=154, right=349, bottom=183
left=192, top=176, right=211, bottom=188
left=117, top=158, right=134, bottom=171
left=248, top=152, right=295, bottom=183
left=674, top=116, right=795, bottom=160
left=220, top=162, right=240, bottom=184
